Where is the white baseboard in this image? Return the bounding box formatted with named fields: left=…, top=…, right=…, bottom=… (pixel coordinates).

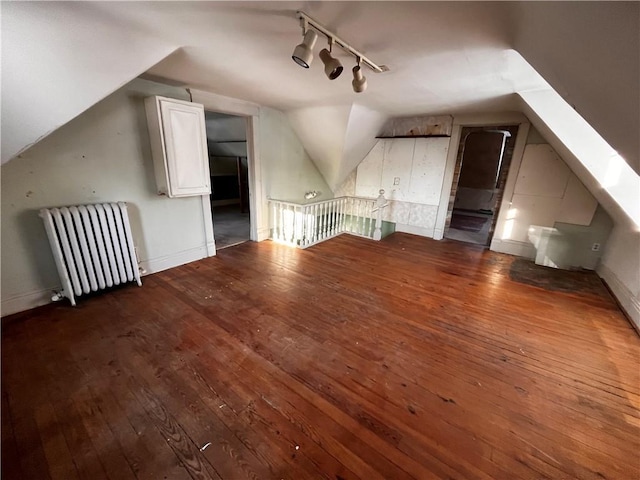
left=205, top=240, right=217, bottom=257
left=256, top=225, right=270, bottom=242
left=140, top=245, right=210, bottom=276
left=490, top=238, right=536, bottom=259
left=597, top=263, right=640, bottom=332
left=396, top=224, right=435, bottom=238
left=2, top=245, right=213, bottom=318
left=1, top=287, right=60, bottom=318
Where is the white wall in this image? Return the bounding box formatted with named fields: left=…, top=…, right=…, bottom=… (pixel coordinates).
left=260, top=108, right=331, bottom=203
left=1, top=1, right=178, bottom=164
left=517, top=92, right=640, bottom=329
left=355, top=137, right=450, bottom=237
left=510, top=2, right=639, bottom=175
left=490, top=139, right=611, bottom=267
left=287, top=105, right=388, bottom=192
left=598, top=225, right=640, bottom=331
left=1, top=80, right=328, bottom=316
left=1, top=79, right=209, bottom=315
left=509, top=144, right=597, bottom=239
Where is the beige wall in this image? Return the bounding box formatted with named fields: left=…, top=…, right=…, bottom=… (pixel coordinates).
left=261, top=108, right=331, bottom=203
left=1, top=79, right=329, bottom=316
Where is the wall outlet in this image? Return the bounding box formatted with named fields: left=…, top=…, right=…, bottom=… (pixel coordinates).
left=591, top=243, right=601, bottom=252
left=393, top=177, right=400, bottom=185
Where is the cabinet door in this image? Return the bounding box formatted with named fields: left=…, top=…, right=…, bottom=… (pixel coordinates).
left=159, top=99, right=211, bottom=197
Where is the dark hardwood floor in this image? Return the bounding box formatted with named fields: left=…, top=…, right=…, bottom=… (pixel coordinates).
left=2, top=233, right=639, bottom=479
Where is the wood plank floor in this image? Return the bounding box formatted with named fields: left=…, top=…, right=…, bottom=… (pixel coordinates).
left=2, top=233, right=639, bottom=480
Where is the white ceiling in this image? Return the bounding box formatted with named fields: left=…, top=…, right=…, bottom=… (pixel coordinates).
left=3, top=1, right=637, bottom=179
left=136, top=1, right=547, bottom=115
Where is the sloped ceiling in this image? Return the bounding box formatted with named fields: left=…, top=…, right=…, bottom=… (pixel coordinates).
left=2, top=1, right=637, bottom=185
left=509, top=1, right=640, bottom=176
left=1, top=1, right=179, bottom=163
left=286, top=105, right=391, bottom=191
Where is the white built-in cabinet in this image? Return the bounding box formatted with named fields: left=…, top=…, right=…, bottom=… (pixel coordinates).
left=356, top=137, right=450, bottom=203
left=145, top=96, right=211, bottom=198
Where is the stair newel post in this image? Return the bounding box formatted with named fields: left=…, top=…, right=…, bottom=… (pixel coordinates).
left=373, top=189, right=386, bottom=241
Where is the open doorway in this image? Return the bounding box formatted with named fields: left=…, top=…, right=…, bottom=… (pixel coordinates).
left=205, top=111, right=251, bottom=249
left=444, top=125, right=519, bottom=245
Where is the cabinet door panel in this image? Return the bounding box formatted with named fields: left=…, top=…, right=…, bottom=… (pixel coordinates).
left=159, top=100, right=210, bottom=197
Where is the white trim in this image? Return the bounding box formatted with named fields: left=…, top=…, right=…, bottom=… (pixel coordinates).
left=434, top=129, right=461, bottom=240
left=140, top=245, right=210, bottom=276
left=1, top=244, right=213, bottom=317
left=201, top=195, right=217, bottom=256
left=396, top=223, right=435, bottom=238
left=246, top=115, right=268, bottom=241
left=434, top=112, right=531, bottom=242
left=189, top=89, right=260, bottom=117
left=490, top=238, right=536, bottom=259
left=1, top=287, right=60, bottom=317
left=188, top=90, right=266, bottom=243
left=597, top=263, right=640, bottom=332
left=490, top=121, right=530, bottom=252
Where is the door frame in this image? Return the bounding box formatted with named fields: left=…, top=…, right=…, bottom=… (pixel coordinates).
left=434, top=113, right=530, bottom=247
left=189, top=89, right=267, bottom=256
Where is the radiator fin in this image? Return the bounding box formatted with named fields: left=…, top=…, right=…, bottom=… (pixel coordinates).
left=40, top=202, right=142, bottom=306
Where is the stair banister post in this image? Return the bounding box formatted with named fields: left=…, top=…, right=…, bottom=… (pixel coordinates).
left=373, top=189, right=386, bottom=241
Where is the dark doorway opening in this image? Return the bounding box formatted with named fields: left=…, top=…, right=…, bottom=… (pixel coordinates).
left=445, top=125, right=519, bottom=245
left=205, top=111, right=251, bottom=249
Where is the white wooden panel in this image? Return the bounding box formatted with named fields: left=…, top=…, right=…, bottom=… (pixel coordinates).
left=508, top=194, right=563, bottom=242
left=381, top=139, right=415, bottom=201
left=355, top=140, right=385, bottom=198
left=514, top=144, right=570, bottom=198
left=160, top=99, right=211, bottom=197
left=557, top=175, right=598, bottom=225
left=408, top=138, right=449, bottom=205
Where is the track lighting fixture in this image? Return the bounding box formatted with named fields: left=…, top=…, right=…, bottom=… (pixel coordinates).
left=319, top=42, right=343, bottom=80
left=352, top=58, right=367, bottom=93
left=292, top=28, right=318, bottom=68
left=291, top=11, right=388, bottom=91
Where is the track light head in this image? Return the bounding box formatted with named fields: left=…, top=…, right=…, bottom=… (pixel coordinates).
left=319, top=48, right=343, bottom=80
left=292, top=30, right=318, bottom=68
left=352, top=64, right=367, bottom=93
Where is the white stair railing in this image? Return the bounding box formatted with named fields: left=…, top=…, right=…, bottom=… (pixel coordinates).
left=269, top=190, right=388, bottom=249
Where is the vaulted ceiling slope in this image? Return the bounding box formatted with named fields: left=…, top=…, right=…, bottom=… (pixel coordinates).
left=2, top=2, right=638, bottom=188
left=1, top=1, right=179, bottom=163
